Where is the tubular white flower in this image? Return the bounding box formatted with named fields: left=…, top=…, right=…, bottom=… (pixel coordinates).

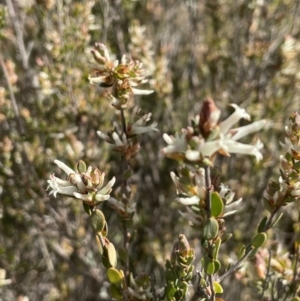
left=177, top=195, right=200, bottom=206
left=132, top=122, right=158, bottom=135
left=97, top=131, right=113, bottom=143
left=48, top=159, right=115, bottom=204
left=220, top=104, right=251, bottom=134
left=162, top=133, right=187, bottom=154
left=131, top=88, right=154, bottom=95
left=179, top=210, right=202, bottom=225
left=73, top=192, right=92, bottom=201
left=199, top=137, right=227, bottom=157
left=228, top=120, right=267, bottom=141
left=47, top=175, right=78, bottom=198
left=112, top=132, right=125, bottom=146
left=95, top=194, right=111, bottom=202
left=98, top=177, right=116, bottom=195
left=170, top=171, right=180, bottom=187
left=291, top=189, right=300, bottom=197
left=54, top=160, right=75, bottom=176
left=88, top=75, right=109, bottom=85
left=225, top=198, right=243, bottom=210
left=223, top=139, right=264, bottom=161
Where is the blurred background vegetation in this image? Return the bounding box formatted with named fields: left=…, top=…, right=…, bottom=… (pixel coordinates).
left=0, top=0, right=299, bottom=300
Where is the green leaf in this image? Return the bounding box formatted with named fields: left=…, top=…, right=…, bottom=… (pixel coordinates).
left=257, top=216, right=268, bottom=233
left=77, top=160, right=87, bottom=173
left=107, top=242, right=117, bottom=268
left=270, top=212, right=283, bottom=228
left=110, top=283, right=123, bottom=300
left=95, top=235, right=104, bottom=255
left=165, top=283, right=176, bottom=300
left=204, top=256, right=215, bottom=275
left=212, top=237, right=221, bottom=259
left=211, top=192, right=224, bottom=217
left=122, top=168, right=133, bottom=180
left=101, top=222, right=108, bottom=237
left=252, top=233, right=267, bottom=248
left=203, top=217, right=219, bottom=240
left=213, top=281, right=223, bottom=293
left=90, top=209, right=106, bottom=233
left=107, top=267, right=123, bottom=284
left=214, top=260, right=221, bottom=273
left=221, top=233, right=232, bottom=243
left=237, top=245, right=246, bottom=260
left=82, top=201, right=92, bottom=215
left=102, top=240, right=117, bottom=268
left=248, top=247, right=259, bottom=258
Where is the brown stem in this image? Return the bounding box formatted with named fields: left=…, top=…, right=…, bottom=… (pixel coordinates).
left=204, top=165, right=215, bottom=301
left=263, top=206, right=281, bottom=232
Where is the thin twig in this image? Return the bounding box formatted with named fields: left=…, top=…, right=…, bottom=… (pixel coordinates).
left=121, top=109, right=127, bottom=136
left=260, top=250, right=272, bottom=300
left=204, top=165, right=215, bottom=301
left=291, top=245, right=299, bottom=296
left=218, top=245, right=254, bottom=282
left=0, top=53, right=23, bottom=135
left=263, top=206, right=281, bottom=232
left=6, top=0, right=29, bottom=69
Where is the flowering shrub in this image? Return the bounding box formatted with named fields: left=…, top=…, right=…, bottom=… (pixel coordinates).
left=0, top=1, right=300, bottom=301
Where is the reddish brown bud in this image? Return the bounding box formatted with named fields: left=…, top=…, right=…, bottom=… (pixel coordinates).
left=199, top=98, right=221, bottom=138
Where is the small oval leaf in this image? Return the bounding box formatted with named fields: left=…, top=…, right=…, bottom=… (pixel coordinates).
left=213, top=281, right=223, bottom=293
left=237, top=245, right=246, bottom=260
left=107, top=267, right=123, bottom=284
left=123, top=168, right=134, bottom=180
left=110, top=283, right=123, bottom=300
left=221, top=233, right=232, bottom=243
left=211, top=192, right=224, bottom=217
left=214, top=260, right=221, bottom=273
left=252, top=232, right=267, bottom=248
left=107, top=242, right=117, bottom=268
left=90, top=209, right=106, bottom=233
left=203, top=217, right=219, bottom=240
left=257, top=216, right=268, bottom=233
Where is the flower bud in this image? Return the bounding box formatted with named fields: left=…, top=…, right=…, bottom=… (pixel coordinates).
left=199, top=98, right=221, bottom=139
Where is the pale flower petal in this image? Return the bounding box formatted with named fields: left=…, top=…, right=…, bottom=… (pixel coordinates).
left=179, top=210, right=201, bottom=225
left=223, top=139, right=264, bottom=161
left=95, top=194, right=110, bottom=202
left=220, top=104, right=251, bottom=134
left=73, top=192, right=92, bottom=201
left=177, top=195, right=200, bottom=205
left=228, top=120, right=268, bottom=141
left=54, top=160, right=75, bottom=176
left=98, top=177, right=116, bottom=195
left=132, top=88, right=154, bottom=95
left=112, top=132, right=124, bottom=146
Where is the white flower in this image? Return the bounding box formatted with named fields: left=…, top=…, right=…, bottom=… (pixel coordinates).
left=163, top=104, right=267, bottom=162
left=193, top=106, right=266, bottom=161
left=162, top=132, right=187, bottom=155
left=131, top=88, right=154, bottom=95
left=129, top=113, right=158, bottom=135
left=47, top=159, right=115, bottom=205
left=47, top=174, right=78, bottom=198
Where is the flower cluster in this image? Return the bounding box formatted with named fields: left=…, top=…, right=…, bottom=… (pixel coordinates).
left=264, top=112, right=300, bottom=208
left=97, top=108, right=158, bottom=161
left=171, top=166, right=242, bottom=228
left=162, top=98, right=267, bottom=164
left=89, top=43, right=153, bottom=109
left=47, top=159, right=115, bottom=206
